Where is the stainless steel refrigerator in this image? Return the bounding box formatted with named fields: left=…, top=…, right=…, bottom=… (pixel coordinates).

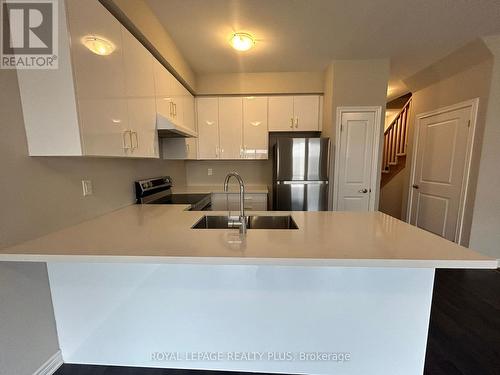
left=273, top=137, right=330, bottom=211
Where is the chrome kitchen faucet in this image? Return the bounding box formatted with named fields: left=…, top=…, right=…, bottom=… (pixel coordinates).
left=223, top=171, right=247, bottom=235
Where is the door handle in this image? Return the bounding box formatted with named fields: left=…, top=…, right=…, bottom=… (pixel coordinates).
left=412, top=184, right=419, bottom=189
left=359, top=188, right=368, bottom=194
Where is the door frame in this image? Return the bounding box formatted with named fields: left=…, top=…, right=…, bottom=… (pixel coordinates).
left=407, top=98, right=479, bottom=245
left=332, top=106, right=383, bottom=211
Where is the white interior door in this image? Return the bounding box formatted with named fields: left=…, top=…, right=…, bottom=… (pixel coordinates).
left=409, top=105, right=473, bottom=242
left=336, top=111, right=376, bottom=211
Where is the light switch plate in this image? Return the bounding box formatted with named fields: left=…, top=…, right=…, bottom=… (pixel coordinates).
left=207, top=168, right=213, bottom=176
left=82, top=180, right=93, bottom=196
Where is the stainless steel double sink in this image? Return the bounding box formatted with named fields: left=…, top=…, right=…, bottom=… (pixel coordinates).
left=192, top=215, right=298, bottom=230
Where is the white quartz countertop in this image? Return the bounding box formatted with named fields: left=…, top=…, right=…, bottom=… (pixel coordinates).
left=171, top=185, right=269, bottom=194
left=0, top=205, right=496, bottom=268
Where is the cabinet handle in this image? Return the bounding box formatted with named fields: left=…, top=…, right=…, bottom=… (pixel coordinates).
left=122, top=130, right=132, bottom=150
left=215, top=146, right=219, bottom=157
left=173, top=103, right=177, bottom=117
left=290, top=117, right=294, bottom=128
left=295, top=117, right=299, bottom=128
left=206, top=121, right=214, bottom=126
left=169, top=101, right=173, bottom=117
left=250, top=121, right=261, bottom=127
left=132, top=131, right=138, bottom=150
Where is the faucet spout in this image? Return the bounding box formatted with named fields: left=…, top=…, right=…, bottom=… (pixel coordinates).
left=223, top=172, right=246, bottom=235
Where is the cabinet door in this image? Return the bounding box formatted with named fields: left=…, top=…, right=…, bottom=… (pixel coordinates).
left=170, top=79, right=185, bottom=126
left=153, top=60, right=175, bottom=122
left=66, top=0, right=125, bottom=99
left=268, top=96, right=294, bottom=131
left=79, top=98, right=129, bottom=156
left=183, top=89, right=196, bottom=132
left=197, top=97, right=219, bottom=159
left=293, top=95, right=320, bottom=131
left=122, top=27, right=155, bottom=97
left=243, top=97, right=268, bottom=159
left=219, top=97, right=243, bottom=159
left=211, top=193, right=267, bottom=211
left=127, top=98, right=158, bottom=158
left=161, top=138, right=197, bottom=160
left=66, top=0, right=128, bottom=156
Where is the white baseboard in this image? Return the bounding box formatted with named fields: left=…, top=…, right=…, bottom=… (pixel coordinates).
left=33, top=350, right=63, bottom=375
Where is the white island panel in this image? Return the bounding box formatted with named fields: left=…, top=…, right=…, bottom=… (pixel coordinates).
left=48, top=263, right=434, bottom=375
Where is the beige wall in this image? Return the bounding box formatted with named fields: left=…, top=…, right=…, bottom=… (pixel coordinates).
left=0, top=68, right=186, bottom=373
left=0, top=263, right=59, bottom=375
left=379, top=171, right=406, bottom=219
left=103, top=0, right=196, bottom=91
left=195, top=72, right=324, bottom=95
left=321, top=64, right=335, bottom=140
left=185, top=160, right=272, bottom=186
left=324, top=59, right=390, bottom=208
left=469, top=36, right=500, bottom=258
left=402, top=58, right=494, bottom=247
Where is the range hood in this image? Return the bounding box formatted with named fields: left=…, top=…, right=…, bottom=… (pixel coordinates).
left=157, top=113, right=197, bottom=138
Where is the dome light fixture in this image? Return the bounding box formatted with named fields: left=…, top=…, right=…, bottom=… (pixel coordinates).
left=82, top=36, right=115, bottom=56
left=230, top=32, right=255, bottom=52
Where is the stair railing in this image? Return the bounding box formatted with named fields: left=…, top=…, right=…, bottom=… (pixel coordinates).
left=382, top=98, right=411, bottom=172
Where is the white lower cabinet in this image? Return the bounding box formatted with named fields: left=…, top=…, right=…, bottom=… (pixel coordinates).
left=211, top=193, right=268, bottom=211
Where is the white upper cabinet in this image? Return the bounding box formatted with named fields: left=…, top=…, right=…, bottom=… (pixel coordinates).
left=121, top=27, right=157, bottom=158
left=197, top=97, right=219, bottom=159
left=268, top=95, right=321, bottom=132
left=122, top=28, right=155, bottom=97
left=293, top=95, right=320, bottom=131
left=219, top=97, right=243, bottom=159
left=67, top=0, right=125, bottom=99
left=153, top=59, right=176, bottom=123
left=268, top=96, right=294, bottom=131
left=243, top=97, right=268, bottom=159
left=17, top=0, right=159, bottom=158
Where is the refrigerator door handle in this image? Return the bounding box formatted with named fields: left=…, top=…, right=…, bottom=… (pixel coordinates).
left=277, top=181, right=329, bottom=185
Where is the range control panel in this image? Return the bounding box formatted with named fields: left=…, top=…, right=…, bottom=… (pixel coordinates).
left=135, top=176, right=172, bottom=198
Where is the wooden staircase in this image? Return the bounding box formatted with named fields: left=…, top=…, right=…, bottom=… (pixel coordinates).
left=381, top=98, right=411, bottom=187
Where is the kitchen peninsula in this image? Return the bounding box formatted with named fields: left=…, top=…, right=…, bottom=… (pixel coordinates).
left=0, top=205, right=495, bottom=375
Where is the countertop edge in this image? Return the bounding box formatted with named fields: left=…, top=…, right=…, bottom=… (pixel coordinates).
left=0, top=254, right=497, bottom=269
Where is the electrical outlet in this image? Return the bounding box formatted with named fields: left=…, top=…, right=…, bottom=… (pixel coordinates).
left=82, top=180, right=93, bottom=196
left=207, top=168, right=213, bottom=176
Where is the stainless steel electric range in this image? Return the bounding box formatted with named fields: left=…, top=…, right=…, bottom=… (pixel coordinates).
left=135, top=176, right=211, bottom=211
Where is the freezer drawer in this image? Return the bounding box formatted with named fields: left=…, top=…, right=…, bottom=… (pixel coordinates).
left=273, top=181, right=328, bottom=211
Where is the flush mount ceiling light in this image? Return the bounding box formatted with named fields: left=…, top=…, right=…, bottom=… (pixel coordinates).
left=82, top=36, right=115, bottom=56
left=230, top=32, right=255, bottom=51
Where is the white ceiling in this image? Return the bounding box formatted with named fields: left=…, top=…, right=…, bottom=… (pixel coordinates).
left=146, top=0, right=500, bottom=96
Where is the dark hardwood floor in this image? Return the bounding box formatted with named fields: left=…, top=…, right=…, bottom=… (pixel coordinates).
left=423, top=269, right=500, bottom=375
left=55, top=269, right=500, bottom=375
